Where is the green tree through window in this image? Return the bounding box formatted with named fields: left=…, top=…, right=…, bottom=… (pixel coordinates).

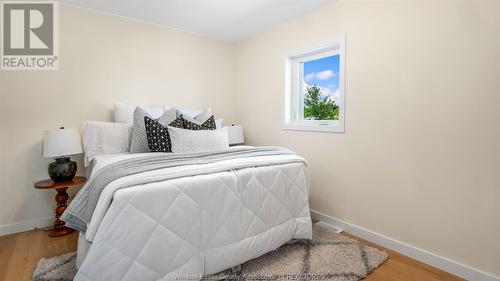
left=304, top=85, right=339, bottom=120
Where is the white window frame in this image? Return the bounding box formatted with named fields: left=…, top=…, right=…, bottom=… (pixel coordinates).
left=283, top=38, right=346, bottom=133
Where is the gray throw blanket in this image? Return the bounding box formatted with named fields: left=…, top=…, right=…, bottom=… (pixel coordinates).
left=61, top=146, right=296, bottom=234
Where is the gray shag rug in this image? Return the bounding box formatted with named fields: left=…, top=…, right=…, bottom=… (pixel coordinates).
left=33, top=225, right=388, bottom=281
left=32, top=252, right=76, bottom=281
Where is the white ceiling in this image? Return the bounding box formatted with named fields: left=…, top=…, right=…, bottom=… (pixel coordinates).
left=60, top=0, right=335, bottom=42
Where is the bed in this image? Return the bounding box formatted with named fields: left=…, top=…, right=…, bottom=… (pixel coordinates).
left=64, top=146, right=312, bottom=281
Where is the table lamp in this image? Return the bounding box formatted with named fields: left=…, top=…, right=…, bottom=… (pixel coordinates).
left=43, top=127, right=83, bottom=182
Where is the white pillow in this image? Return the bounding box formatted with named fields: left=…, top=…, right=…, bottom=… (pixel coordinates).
left=215, top=118, right=224, bottom=129
left=170, top=106, right=211, bottom=118
left=83, top=121, right=132, bottom=166
left=114, top=102, right=164, bottom=123
left=168, top=126, right=229, bottom=153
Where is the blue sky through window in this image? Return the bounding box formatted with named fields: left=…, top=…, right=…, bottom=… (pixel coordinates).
left=303, top=54, right=340, bottom=103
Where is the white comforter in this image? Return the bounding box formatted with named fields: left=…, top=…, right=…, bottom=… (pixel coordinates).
left=76, top=150, right=312, bottom=281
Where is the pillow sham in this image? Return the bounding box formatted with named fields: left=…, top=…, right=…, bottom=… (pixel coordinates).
left=130, top=107, right=183, bottom=153
left=173, top=107, right=211, bottom=118
left=114, top=102, right=164, bottom=123
left=168, top=126, right=229, bottom=153
left=82, top=121, right=132, bottom=167
left=215, top=118, right=223, bottom=129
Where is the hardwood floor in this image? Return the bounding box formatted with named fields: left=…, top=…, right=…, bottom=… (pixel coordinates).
left=341, top=232, right=464, bottom=281
left=0, top=228, right=78, bottom=281
left=0, top=228, right=464, bottom=281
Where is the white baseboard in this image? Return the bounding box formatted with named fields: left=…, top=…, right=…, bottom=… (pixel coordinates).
left=0, top=217, right=53, bottom=236
left=311, top=210, right=500, bottom=281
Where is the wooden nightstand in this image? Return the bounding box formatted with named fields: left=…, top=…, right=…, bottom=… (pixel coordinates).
left=34, top=176, right=86, bottom=237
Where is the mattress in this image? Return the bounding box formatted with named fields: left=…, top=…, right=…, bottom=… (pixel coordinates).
left=74, top=148, right=312, bottom=280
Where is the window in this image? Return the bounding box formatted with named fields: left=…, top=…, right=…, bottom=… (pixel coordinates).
left=284, top=40, right=345, bottom=133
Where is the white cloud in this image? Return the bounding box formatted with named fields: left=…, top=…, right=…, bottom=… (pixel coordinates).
left=304, top=70, right=336, bottom=82
left=320, top=85, right=339, bottom=102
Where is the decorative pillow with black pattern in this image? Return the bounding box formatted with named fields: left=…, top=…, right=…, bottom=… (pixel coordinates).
left=182, top=115, right=217, bottom=130
left=144, top=116, right=179, bottom=152
left=168, top=115, right=184, bottom=128
left=130, top=107, right=184, bottom=153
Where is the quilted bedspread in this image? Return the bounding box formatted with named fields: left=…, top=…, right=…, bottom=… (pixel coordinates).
left=75, top=151, right=312, bottom=281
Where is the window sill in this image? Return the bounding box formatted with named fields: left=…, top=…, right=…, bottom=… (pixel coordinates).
left=282, top=123, right=345, bottom=133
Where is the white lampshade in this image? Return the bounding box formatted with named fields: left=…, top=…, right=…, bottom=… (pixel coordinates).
left=226, top=125, right=244, bottom=145
left=43, top=128, right=83, bottom=158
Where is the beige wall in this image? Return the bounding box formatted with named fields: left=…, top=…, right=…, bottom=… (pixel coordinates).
left=235, top=0, right=500, bottom=277
left=0, top=5, right=235, bottom=231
